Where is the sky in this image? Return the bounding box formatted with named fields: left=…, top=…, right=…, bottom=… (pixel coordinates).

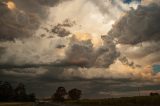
left=0, top=0, right=160, bottom=98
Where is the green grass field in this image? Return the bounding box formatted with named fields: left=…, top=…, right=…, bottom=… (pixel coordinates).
left=1, top=96, right=160, bottom=106
left=65, top=96, right=160, bottom=106
left=0, top=102, right=34, bottom=106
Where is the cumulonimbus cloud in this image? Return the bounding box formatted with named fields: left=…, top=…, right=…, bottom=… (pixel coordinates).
left=109, top=1, right=160, bottom=66
left=109, top=3, right=160, bottom=45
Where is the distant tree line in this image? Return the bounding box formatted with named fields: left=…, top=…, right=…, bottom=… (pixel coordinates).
left=150, top=92, right=159, bottom=96
left=0, top=81, right=36, bottom=102
left=52, top=87, right=82, bottom=102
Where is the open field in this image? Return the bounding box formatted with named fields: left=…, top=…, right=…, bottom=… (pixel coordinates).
left=0, top=102, right=34, bottom=106
left=1, top=96, right=160, bottom=106
left=0, top=102, right=65, bottom=106
left=65, top=96, right=160, bottom=106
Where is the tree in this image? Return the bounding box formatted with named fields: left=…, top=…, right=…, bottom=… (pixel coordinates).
left=53, top=87, right=67, bottom=102
left=68, top=88, right=82, bottom=100
left=0, top=81, right=36, bottom=102
left=0, top=81, right=14, bottom=101
left=27, top=93, right=36, bottom=102
left=0, top=81, right=3, bottom=101
left=14, top=83, right=27, bottom=101
left=150, top=92, right=159, bottom=96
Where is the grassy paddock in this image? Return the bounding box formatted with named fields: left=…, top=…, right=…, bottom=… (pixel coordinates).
left=0, top=102, right=34, bottom=106
left=65, top=96, right=160, bottom=106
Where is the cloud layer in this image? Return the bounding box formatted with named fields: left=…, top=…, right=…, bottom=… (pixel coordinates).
left=0, top=0, right=160, bottom=98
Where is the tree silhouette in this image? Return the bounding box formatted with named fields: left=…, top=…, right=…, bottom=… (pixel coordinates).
left=53, top=87, right=67, bottom=102
left=14, top=83, right=27, bottom=101
left=150, top=92, right=159, bottom=96
left=0, top=81, right=36, bottom=102
left=68, top=88, right=82, bottom=100
left=0, top=81, right=4, bottom=101
left=27, top=93, right=36, bottom=102
left=0, top=81, right=14, bottom=101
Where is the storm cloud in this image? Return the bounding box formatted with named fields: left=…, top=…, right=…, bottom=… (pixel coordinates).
left=109, top=3, right=160, bottom=45
left=109, top=1, right=160, bottom=67
left=0, top=0, right=160, bottom=98
left=0, top=0, right=69, bottom=41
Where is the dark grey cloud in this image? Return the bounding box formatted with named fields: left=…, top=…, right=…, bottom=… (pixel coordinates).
left=0, top=11, right=35, bottom=41
left=51, top=25, right=71, bottom=37
left=109, top=3, right=160, bottom=45
left=63, top=40, right=94, bottom=67
left=118, top=41, right=160, bottom=65
left=0, top=67, right=159, bottom=98
left=0, top=0, right=43, bottom=41
left=54, top=35, right=120, bottom=68
left=59, top=19, right=76, bottom=27
left=119, top=56, right=141, bottom=68
left=0, top=0, right=70, bottom=41
left=108, top=2, right=160, bottom=65
left=51, top=19, right=75, bottom=37
left=0, top=2, right=9, bottom=16
left=56, top=45, right=66, bottom=49
left=0, top=47, right=5, bottom=57
left=95, top=36, right=120, bottom=67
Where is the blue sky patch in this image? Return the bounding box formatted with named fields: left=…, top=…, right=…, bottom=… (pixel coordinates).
left=123, top=0, right=141, bottom=4
left=153, top=65, right=160, bottom=73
